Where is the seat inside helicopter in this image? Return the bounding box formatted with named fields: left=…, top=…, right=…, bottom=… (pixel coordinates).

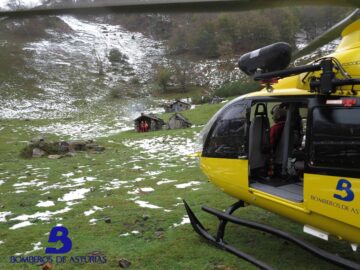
left=248, top=101, right=308, bottom=202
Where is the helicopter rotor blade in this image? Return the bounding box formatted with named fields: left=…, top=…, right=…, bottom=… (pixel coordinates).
left=0, top=0, right=360, bottom=17
left=292, top=8, right=360, bottom=61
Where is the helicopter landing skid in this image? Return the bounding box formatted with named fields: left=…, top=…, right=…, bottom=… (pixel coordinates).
left=183, top=200, right=360, bottom=270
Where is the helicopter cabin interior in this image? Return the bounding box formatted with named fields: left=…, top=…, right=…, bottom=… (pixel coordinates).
left=203, top=96, right=360, bottom=203
left=248, top=100, right=307, bottom=202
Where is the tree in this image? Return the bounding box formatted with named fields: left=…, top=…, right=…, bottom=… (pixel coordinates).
left=172, top=60, right=193, bottom=92
left=232, top=11, right=280, bottom=53
left=6, top=0, right=24, bottom=10
left=264, top=8, right=299, bottom=47
left=190, top=22, right=219, bottom=58
left=155, top=66, right=172, bottom=93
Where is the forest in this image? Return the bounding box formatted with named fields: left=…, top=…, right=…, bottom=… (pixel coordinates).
left=109, top=6, right=352, bottom=58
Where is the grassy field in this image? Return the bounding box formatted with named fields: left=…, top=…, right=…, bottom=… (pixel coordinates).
left=0, top=102, right=359, bottom=270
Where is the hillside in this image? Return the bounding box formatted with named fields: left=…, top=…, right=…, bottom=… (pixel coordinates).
left=0, top=7, right=351, bottom=140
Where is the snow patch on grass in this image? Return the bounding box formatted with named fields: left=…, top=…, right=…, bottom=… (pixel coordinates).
left=172, top=215, right=190, bottom=228
left=84, top=206, right=105, bottom=216
left=0, top=211, right=12, bottom=222
left=101, top=179, right=129, bottom=191
left=58, top=188, right=91, bottom=203
left=24, top=242, right=42, bottom=255
left=128, top=187, right=154, bottom=195
left=10, top=207, right=72, bottom=223
left=134, top=200, right=162, bottom=209
left=36, top=201, right=55, bottom=207
left=10, top=221, right=33, bottom=230
left=175, top=181, right=201, bottom=189
left=157, top=179, right=177, bottom=185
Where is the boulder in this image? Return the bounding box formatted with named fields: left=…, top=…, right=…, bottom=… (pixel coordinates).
left=48, top=155, right=62, bottom=159
left=32, top=148, right=46, bottom=158
left=118, top=259, right=131, bottom=269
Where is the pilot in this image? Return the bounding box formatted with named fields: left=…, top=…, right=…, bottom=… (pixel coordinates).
left=270, top=104, right=287, bottom=151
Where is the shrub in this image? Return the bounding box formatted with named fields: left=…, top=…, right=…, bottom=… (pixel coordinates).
left=155, top=66, right=172, bottom=93
left=192, top=95, right=212, bottom=104
left=108, top=48, right=128, bottom=63
left=214, top=80, right=261, bottom=98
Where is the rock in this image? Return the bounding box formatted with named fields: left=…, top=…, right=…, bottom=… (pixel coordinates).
left=154, top=230, right=163, bottom=238
left=68, top=140, right=87, bottom=151
left=118, top=259, right=131, bottom=268
left=48, top=154, right=62, bottom=159
left=59, top=141, right=69, bottom=153
left=94, top=146, right=105, bottom=152
left=23, top=138, right=105, bottom=158
left=40, top=262, right=52, bottom=270
left=31, top=136, right=45, bottom=144
left=104, top=217, right=111, bottom=223
left=32, top=148, right=46, bottom=158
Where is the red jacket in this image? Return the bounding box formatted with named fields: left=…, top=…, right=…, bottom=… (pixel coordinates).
left=270, top=121, right=285, bottom=150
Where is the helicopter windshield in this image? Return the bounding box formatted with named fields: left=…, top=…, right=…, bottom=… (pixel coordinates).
left=201, top=99, right=248, bottom=158
left=198, top=97, right=245, bottom=153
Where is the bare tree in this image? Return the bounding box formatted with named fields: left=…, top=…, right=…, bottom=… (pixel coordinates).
left=172, top=60, right=193, bottom=92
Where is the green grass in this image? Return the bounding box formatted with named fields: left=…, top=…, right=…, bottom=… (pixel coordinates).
left=0, top=103, right=359, bottom=270
left=161, top=102, right=224, bottom=125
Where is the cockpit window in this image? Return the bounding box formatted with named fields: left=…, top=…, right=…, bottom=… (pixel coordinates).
left=310, top=106, right=360, bottom=170
left=203, top=102, right=248, bottom=159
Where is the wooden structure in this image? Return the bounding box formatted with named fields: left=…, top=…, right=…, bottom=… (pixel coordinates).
left=167, top=113, right=192, bottom=129
left=210, top=96, right=225, bottom=104
left=164, top=100, right=191, bottom=113
left=134, top=113, right=165, bottom=132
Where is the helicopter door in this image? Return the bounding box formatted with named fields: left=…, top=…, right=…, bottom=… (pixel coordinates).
left=201, top=100, right=249, bottom=193
left=304, top=99, right=360, bottom=228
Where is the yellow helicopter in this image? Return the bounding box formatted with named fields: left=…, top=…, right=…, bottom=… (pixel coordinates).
left=183, top=8, right=360, bottom=270
left=1, top=1, right=360, bottom=269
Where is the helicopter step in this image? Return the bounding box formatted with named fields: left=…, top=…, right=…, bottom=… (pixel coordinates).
left=183, top=200, right=360, bottom=270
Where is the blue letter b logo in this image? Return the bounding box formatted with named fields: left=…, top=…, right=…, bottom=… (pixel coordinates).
left=334, top=179, right=355, bottom=202
left=45, top=226, right=72, bottom=254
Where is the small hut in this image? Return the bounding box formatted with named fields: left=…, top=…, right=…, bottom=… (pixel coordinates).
left=167, top=113, right=192, bottom=129
left=134, top=113, right=165, bottom=132
left=164, top=100, right=191, bottom=113
left=210, top=96, right=225, bottom=104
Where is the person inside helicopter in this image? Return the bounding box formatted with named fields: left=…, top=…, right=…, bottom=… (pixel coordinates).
left=268, top=104, right=287, bottom=177
left=269, top=104, right=287, bottom=151
left=249, top=101, right=306, bottom=186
